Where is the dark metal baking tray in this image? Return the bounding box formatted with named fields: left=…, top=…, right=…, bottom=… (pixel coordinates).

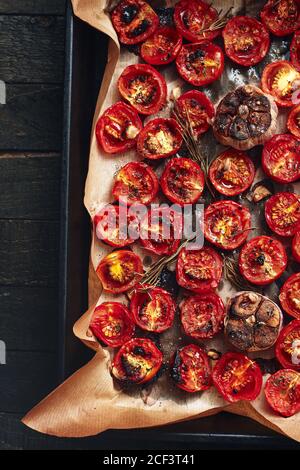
left=60, top=1, right=300, bottom=450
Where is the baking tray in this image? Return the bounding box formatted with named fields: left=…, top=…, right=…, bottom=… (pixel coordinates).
left=60, top=1, right=300, bottom=450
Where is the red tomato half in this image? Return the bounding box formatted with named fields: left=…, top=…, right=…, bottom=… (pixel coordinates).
left=176, top=246, right=223, bottom=293
left=170, top=344, right=212, bottom=393
left=111, top=0, right=159, bottom=45
left=204, top=201, right=251, bottom=251
left=118, top=64, right=167, bottom=115
left=180, top=293, right=225, bottom=340
left=261, top=61, right=300, bottom=107
left=174, top=90, right=214, bottom=139
left=280, top=272, right=300, bottom=319
left=140, top=27, right=182, bottom=66
left=95, top=102, right=142, bottom=154
left=140, top=206, right=182, bottom=256
left=112, top=338, right=163, bottom=384
left=262, top=134, right=300, bottom=183
left=94, top=205, right=139, bottom=247
left=209, top=149, right=255, bottom=196
left=287, top=104, right=300, bottom=139
left=291, top=30, right=300, bottom=72
left=223, top=16, right=270, bottom=67
left=137, top=118, right=183, bottom=160
left=239, top=236, right=287, bottom=286
left=265, top=192, right=300, bottom=237
left=130, top=285, right=176, bottom=332
left=276, top=320, right=300, bottom=371
left=174, top=0, right=220, bottom=43
left=160, top=157, right=205, bottom=206
left=112, top=162, right=159, bottom=206
left=96, top=250, right=143, bottom=294
left=265, top=369, right=300, bottom=417
left=261, top=0, right=300, bottom=37
left=212, top=352, right=263, bottom=403
left=176, top=42, right=224, bottom=87
left=292, top=231, right=300, bottom=262
left=90, top=302, right=135, bottom=348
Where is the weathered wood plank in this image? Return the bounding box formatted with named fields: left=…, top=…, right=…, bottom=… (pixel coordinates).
left=0, top=220, right=59, bottom=287
left=0, top=16, right=65, bottom=83
left=0, top=84, right=63, bottom=151
left=0, top=286, right=58, bottom=351
left=0, top=154, right=61, bottom=219
left=0, top=351, right=58, bottom=413
left=0, top=1, right=66, bottom=15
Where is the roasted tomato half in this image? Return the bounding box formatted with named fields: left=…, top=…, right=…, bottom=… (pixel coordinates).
left=118, top=64, right=167, bottom=115
left=112, top=162, right=159, bottom=206
left=176, top=246, right=223, bottom=293
left=176, top=42, right=224, bottom=87
left=137, top=118, right=183, bottom=160
left=174, top=0, right=220, bottom=43
left=140, top=27, right=182, bottom=66
left=95, top=102, right=142, bottom=154
left=261, top=0, right=300, bottom=37
left=94, top=205, right=139, bottom=247
left=276, top=320, right=300, bottom=371
left=130, top=285, right=176, bottom=332
left=140, top=206, right=182, bottom=256
left=111, top=0, right=159, bottom=45
left=212, top=352, right=263, bottom=403
left=209, top=149, right=255, bottom=197
left=262, top=134, right=300, bottom=183
left=261, top=61, right=300, bottom=107
left=287, top=104, right=300, bottom=139
left=292, top=231, right=300, bottom=262
left=96, top=250, right=143, bottom=294
left=112, top=338, right=163, bottom=384
left=223, top=16, right=270, bottom=67
left=160, top=157, right=205, bottom=206
left=239, top=236, right=287, bottom=286
left=180, top=293, right=225, bottom=340
left=291, top=30, right=300, bottom=72
left=174, top=90, right=215, bottom=139
left=265, top=369, right=300, bottom=417
left=170, top=344, right=212, bottom=393
left=204, top=201, right=251, bottom=251
left=280, top=273, right=300, bottom=319
left=89, top=302, right=135, bottom=348
left=265, top=192, right=300, bottom=237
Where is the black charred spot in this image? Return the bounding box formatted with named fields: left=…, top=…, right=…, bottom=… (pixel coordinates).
left=129, top=19, right=150, bottom=38
left=121, top=355, right=140, bottom=378
left=256, top=253, right=265, bottom=266
left=155, top=7, right=174, bottom=26
left=121, top=4, right=138, bottom=24
left=157, top=268, right=179, bottom=297
left=133, top=346, right=146, bottom=356
left=170, top=351, right=184, bottom=384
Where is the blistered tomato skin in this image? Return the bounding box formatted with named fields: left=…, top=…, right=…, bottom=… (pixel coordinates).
left=137, top=118, right=183, bottom=160
left=265, top=192, right=300, bottom=237
left=140, top=27, right=182, bottom=66
left=174, top=0, right=220, bottom=43
left=111, top=0, right=159, bottom=45
left=96, top=250, right=143, bottom=294
left=223, top=16, right=270, bottom=67
left=176, top=246, right=223, bottom=293
left=174, top=90, right=215, bottom=139
left=239, top=236, right=287, bottom=286
left=112, top=161, right=159, bottom=206
left=262, top=134, right=300, bottom=183
left=112, top=338, right=163, bottom=384
left=275, top=320, right=300, bottom=371
left=90, top=302, right=135, bottom=348
left=287, top=104, right=300, bottom=139
left=261, top=0, right=300, bottom=37
left=280, top=273, right=300, bottom=319
left=94, top=205, right=139, bottom=248
left=204, top=201, right=251, bottom=251
left=212, top=352, right=263, bottom=403
left=264, top=369, right=300, bottom=417
left=261, top=61, right=300, bottom=107
left=118, top=64, right=167, bottom=116
left=291, top=30, right=300, bottom=71
left=292, top=231, right=300, bottom=262
left=95, top=102, right=143, bottom=154
left=170, top=344, right=212, bottom=393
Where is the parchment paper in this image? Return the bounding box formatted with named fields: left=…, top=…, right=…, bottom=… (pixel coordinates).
left=23, top=0, right=300, bottom=441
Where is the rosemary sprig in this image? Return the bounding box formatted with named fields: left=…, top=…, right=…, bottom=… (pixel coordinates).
left=139, top=236, right=196, bottom=287
left=199, top=5, right=234, bottom=35
left=173, top=103, right=216, bottom=199
left=222, top=254, right=259, bottom=292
